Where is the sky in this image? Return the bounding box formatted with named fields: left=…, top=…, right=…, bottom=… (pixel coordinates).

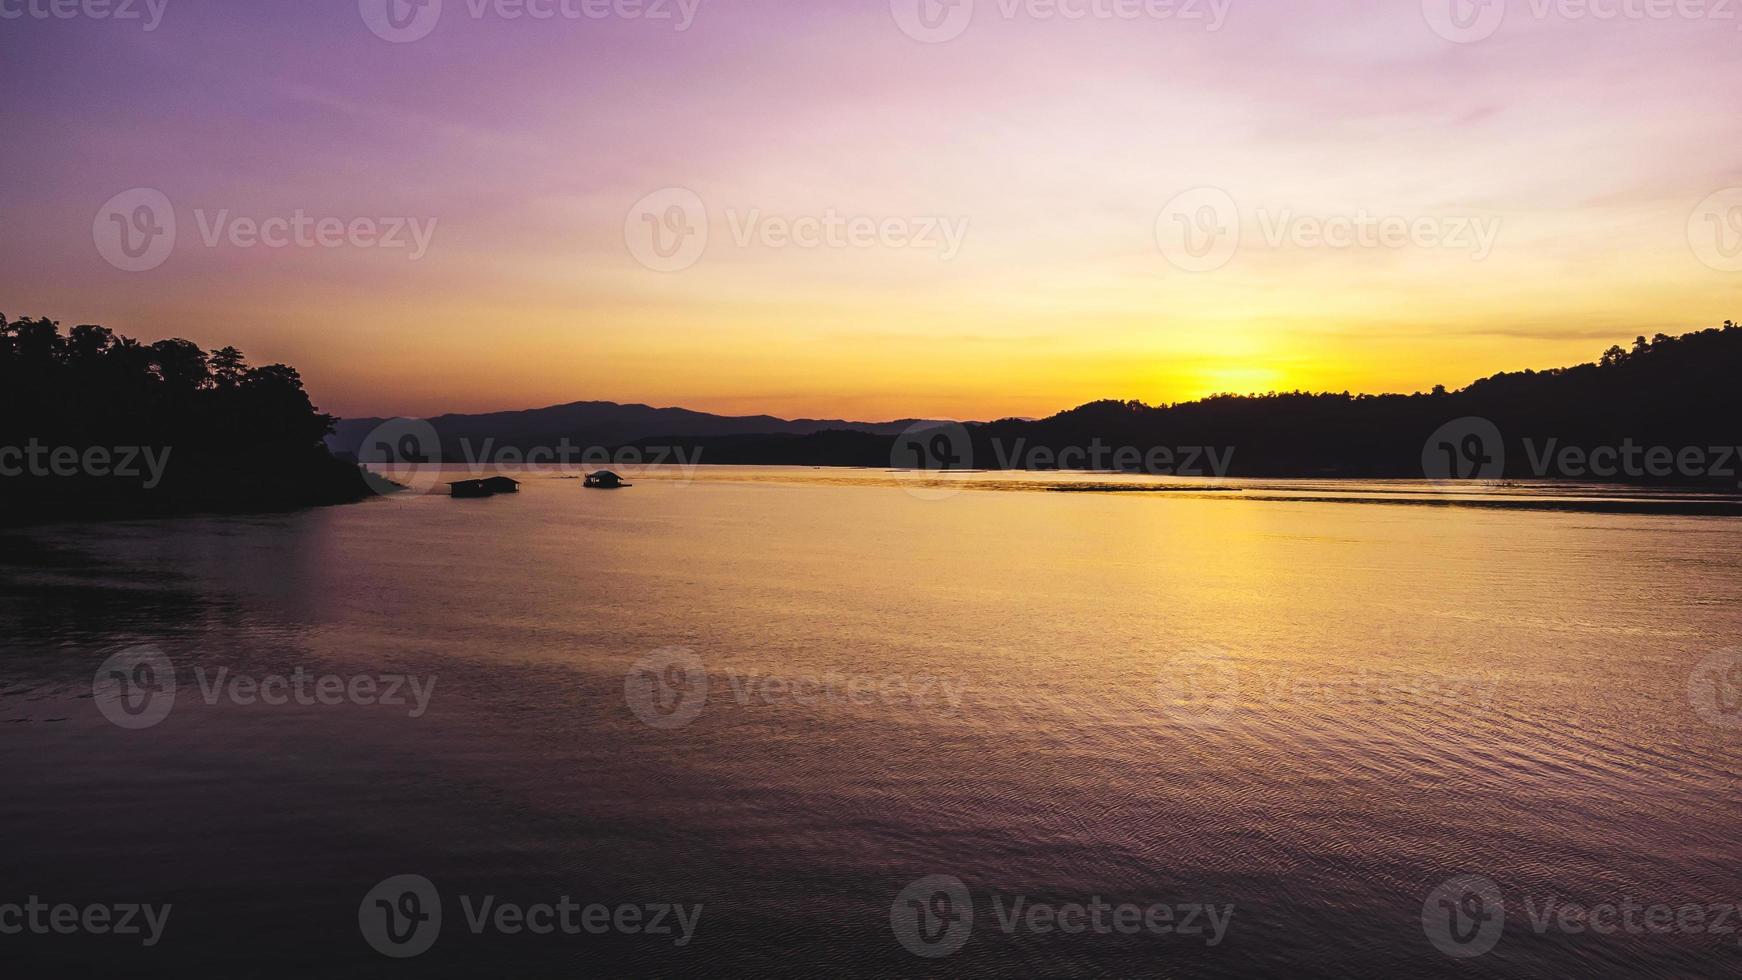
left=2, top=0, right=1740, bottom=421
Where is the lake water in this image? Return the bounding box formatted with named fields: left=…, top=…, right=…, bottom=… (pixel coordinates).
left=3, top=467, right=1740, bottom=977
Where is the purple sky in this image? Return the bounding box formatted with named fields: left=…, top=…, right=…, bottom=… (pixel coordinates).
left=3, top=0, right=1739, bottom=419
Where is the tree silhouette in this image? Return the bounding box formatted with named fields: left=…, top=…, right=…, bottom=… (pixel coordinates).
left=1, top=315, right=369, bottom=523
left=637, top=321, right=1742, bottom=487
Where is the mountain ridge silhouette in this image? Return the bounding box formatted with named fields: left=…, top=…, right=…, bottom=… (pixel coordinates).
left=325, top=400, right=960, bottom=460
left=329, top=322, right=1742, bottom=486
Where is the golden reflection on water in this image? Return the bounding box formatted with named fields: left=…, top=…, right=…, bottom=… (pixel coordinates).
left=3, top=467, right=1741, bottom=975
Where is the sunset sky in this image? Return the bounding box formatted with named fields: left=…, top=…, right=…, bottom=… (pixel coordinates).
left=2, top=0, right=1739, bottom=421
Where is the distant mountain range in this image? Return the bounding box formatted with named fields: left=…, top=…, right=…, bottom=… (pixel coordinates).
left=675, top=322, right=1736, bottom=486
left=330, top=322, right=1742, bottom=489
left=325, top=401, right=955, bottom=460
